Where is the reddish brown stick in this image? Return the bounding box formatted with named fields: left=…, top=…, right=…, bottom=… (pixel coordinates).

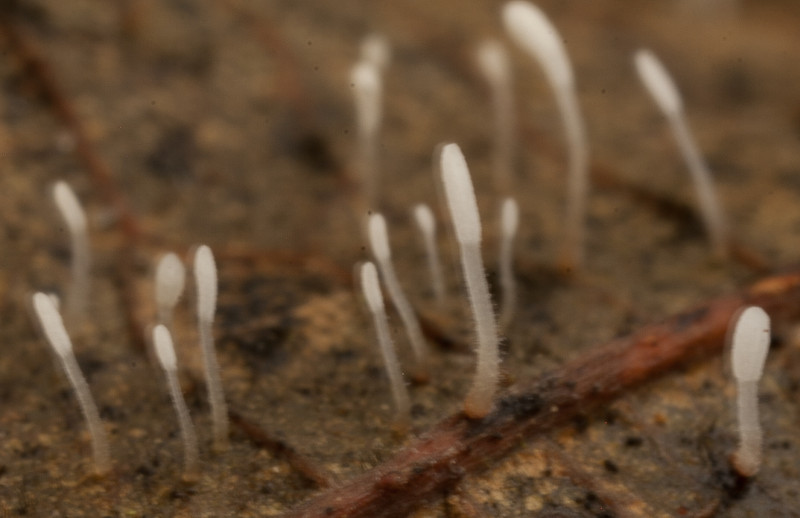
left=229, top=411, right=334, bottom=488
left=281, top=270, right=800, bottom=518
left=0, top=21, right=142, bottom=240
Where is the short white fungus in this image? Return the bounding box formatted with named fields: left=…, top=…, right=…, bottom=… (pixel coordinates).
left=32, top=292, right=110, bottom=474
left=440, top=143, right=501, bottom=418
left=193, top=245, right=228, bottom=450
left=154, top=324, right=199, bottom=477
left=368, top=213, right=430, bottom=381
left=729, top=306, right=770, bottom=477
left=52, top=180, right=91, bottom=321
left=360, top=261, right=411, bottom=425
left=634, top=48, right=728, bottom=259
left=155, top=252, right=186, bottom=326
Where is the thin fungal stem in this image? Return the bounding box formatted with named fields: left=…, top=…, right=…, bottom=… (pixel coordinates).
left=413, top=204, right=446, bottom=306
left=154, top=325, right=200, bottom=479
left=555, top=87, right=589, bottom=272
left=461, top=243, right=501, bottom=418
left=368, top=214, right=430, bottom=382
left=351, top=61, right=383, bottom=210
left=634, top=49, right=728, bottom=259
left=59, top=351, right=111, bottom=474
left=32, top=292, right=110, bottom=475
left=440, top=144, right=501, bottom=418
left=360, top=261, right=411, bottom=427
left=194, top=245, right=229, bottom=451
left=199, top=315, right=227, bottom=450
left=670, top=114, right=728, bottom=259
left=503, top=1, right=588, bottom=272
left=166, top=370, right=200, bottom=477
left=53, top=181, right=91, bottom=323
left=477, top=39, right=515, bottom=197
left=498, top=198, right=519, bottom=331
left=733, top=380, right=761, bottom=477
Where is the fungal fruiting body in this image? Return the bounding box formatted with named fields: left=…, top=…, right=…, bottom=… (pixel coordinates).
left=498, top=197, right=519, bottom=331
left=730, top=306, right=771, bottom=477
left=476, top=39, right=515, bottom=197
left=360, top=261, right=411, bottom=426
left=634, top=49, right=728, bottom=258
left=412, top=204, right=446, bottom=306
left=368, top=213, right=430, bottom=382
left=193, top=245, right=228, bottom=451
left=502, top=1, right=588, bottom=272
left=351, top=60, right=383, bottom=210
left=153, top=324, right=199, bottom=478
left=440, top=143, right=501, bottom=418
left=155, top=252, right=186, bottom=327
left=360, top=33, right=391, bottom=71
left=52, top=181, right=90, bottom=321
left=32, top=292, right=110, bottom=474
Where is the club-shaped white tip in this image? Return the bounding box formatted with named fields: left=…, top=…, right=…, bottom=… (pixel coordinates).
left=634, top=48, right=683, bottom=116
left=440, top=144, right=482, bottom=245
left=500, top=198, right=519, bottom=238
left=413, top=204, right=435, bottom=236
left=350, top=60, right=383, bottom=136
left=153, top=324, right=178, bottom=372
left=731, top=306, right=770, bottom=383
left=360, top=261, right=384, bottom=313
left=194, top=245, right=218, bottom=323
left=368, top=213, right=392, bottom=262
left=361, top=33, right=391, bottom=70
left=53, top=181, right=87, bottom=234
left=502, top=1, right=573, bottom=88
left=155, top=253, right=186, bottom=313
left=477, top=39, right=510, bottom=87
left=32, top=292, right=72, bottom=357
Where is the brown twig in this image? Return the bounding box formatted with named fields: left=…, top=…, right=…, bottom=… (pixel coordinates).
left=0, top=20, right=142, bottom=241
left=281, top=269, right=800, bottom=517
left=228, top=411, right=334, bottom=489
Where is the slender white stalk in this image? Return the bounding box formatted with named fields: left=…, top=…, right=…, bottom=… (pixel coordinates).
left=634, top=49, right=728, bottom=258
left=440, top=143, right=500, bottom=418
left=360, top=33, right=391, bottom=71
left=734, top=381, right=761, bottom=476
left=360, top=261, right=411, bottom=425
left=368, top=213, right=429, bottom=381
left=153, top=324, right=199, bottom=478
left=502, top=1, right=588, bottom=271
left=155, top=252, right=185, bottom=327
left=412, top=204, right=446, bottom=306
left=351, top=60, right=383, bottom=209
left=193, top=245, right=228, bottom=451
left=476, top=39, right=515, bottom=196
left=498, top=198, right=519, bottom=331
left=730, top=306, right=770, bottom=477
left=52, top=181, right=90, bottom=321
left=32, top=292, right=110, bottom=474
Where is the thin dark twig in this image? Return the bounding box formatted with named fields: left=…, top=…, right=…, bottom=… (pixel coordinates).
left=281, top=270, right=800, bottom=518
left=229, top=411, right=334, bottom=488
left=0, top=20, right=142, bottom=241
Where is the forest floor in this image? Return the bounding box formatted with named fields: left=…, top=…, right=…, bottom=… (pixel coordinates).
left=1, top=0, right=800, bottom=516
